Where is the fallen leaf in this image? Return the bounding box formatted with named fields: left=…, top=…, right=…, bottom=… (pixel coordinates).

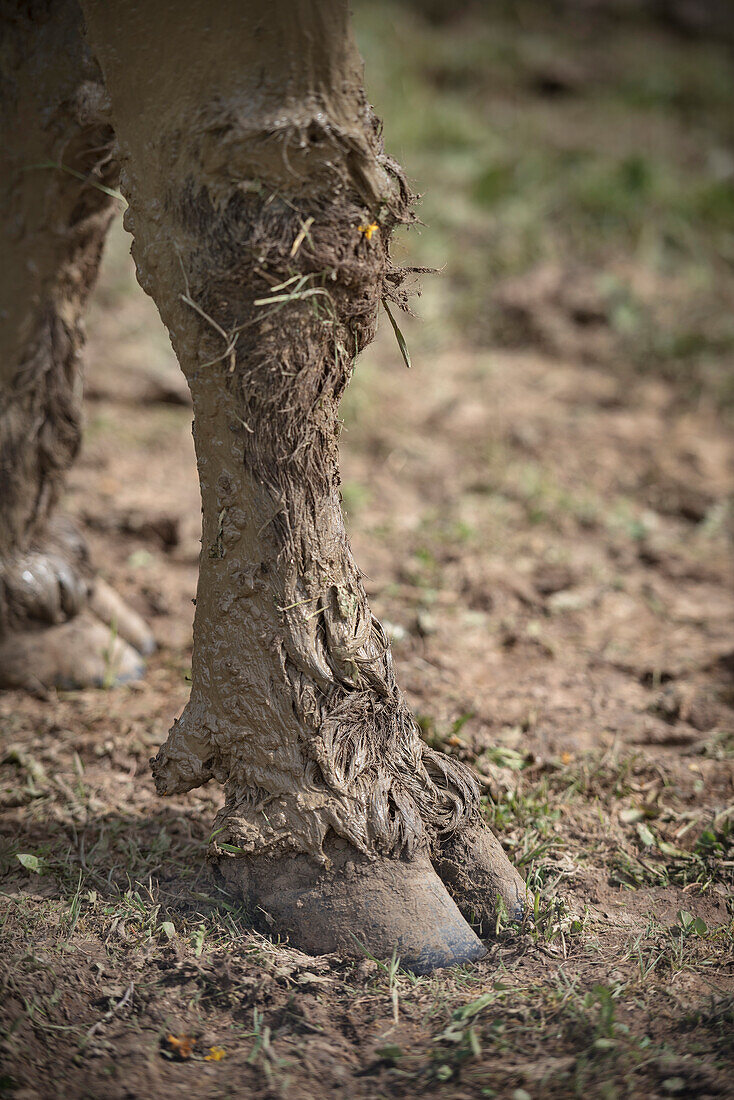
left=205, top=1046, right=226, bottom=1062
left=16, top=853, right=42, bottom=874
left=636, top=822, right=656, bottom=847
left=167, top=1034, right=195, bottom=1059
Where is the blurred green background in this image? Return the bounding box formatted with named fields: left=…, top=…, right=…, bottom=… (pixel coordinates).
left=352, top=0, right=734, bottom=408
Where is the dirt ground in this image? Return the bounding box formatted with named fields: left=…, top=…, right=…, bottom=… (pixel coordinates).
left=2, top=4, right=733, bottom=1099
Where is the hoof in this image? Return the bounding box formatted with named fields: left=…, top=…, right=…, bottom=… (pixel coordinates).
left=433, top=822, right=525, bottom=933
left=88, top=578, right=156, bottom=657
left=217, top=839, right=487, bottom=975
left=0, top=608, right=151, bottom=693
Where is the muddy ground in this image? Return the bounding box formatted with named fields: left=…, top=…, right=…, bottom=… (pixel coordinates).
left=1, top=3, right=733, bottom=1098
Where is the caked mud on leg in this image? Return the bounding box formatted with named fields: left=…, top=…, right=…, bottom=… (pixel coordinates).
left=81, top=0, right=524, bottom=970
left=0, top=0, right=154, bottom=693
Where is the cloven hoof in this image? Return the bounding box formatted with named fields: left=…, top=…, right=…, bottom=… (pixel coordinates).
left=0, top=612, right=147, bottom=694
left=0, top=579, right=155, bottom=694
left=434, top=822, right=526, bottom=934
left=217, top=839, right=487, bottom=976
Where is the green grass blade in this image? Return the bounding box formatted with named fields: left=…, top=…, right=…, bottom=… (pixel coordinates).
left=382, top=299, right=412, bottom=369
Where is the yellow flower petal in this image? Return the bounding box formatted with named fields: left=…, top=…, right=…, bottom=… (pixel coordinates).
left=357, top=222, right=379, bottom=242
left=205, top=1046, right=226, bottom=1062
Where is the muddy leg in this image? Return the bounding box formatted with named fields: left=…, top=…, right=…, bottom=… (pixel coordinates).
left=0, top=0, right=154, bottom=692
left=81, top=0, right=522, bottom=968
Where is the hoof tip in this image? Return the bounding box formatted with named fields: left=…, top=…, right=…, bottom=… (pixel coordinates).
left=406, top=932, right=487, bottom=975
